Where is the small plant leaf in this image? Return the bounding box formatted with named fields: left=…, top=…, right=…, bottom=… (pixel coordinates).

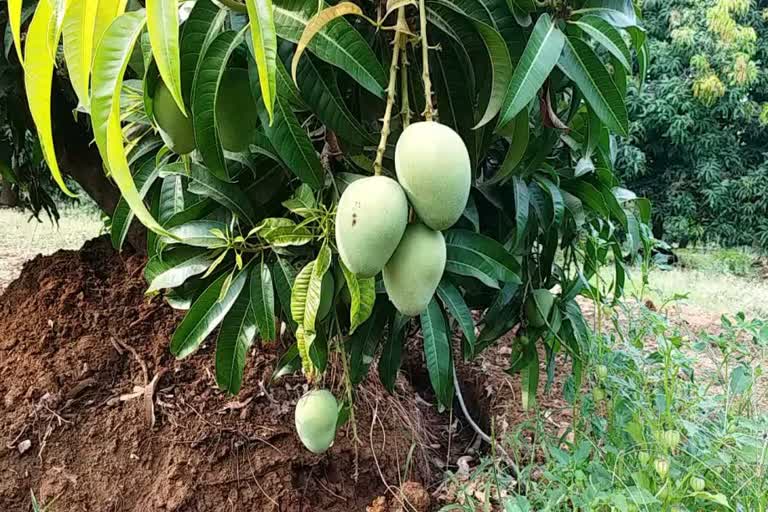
left=421, top=298, right=454, bottom=408
left=250, top=261, right=277, bottom=342
left=341, top=260, right=375, bottom=334
left=245, top=0, right=278, bottom=123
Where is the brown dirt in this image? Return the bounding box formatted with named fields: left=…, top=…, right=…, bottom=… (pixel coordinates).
left=0, top=237, right=442, bottom=512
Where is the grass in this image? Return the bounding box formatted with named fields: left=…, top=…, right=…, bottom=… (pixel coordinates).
left=0, top=207, right=104, bottom=290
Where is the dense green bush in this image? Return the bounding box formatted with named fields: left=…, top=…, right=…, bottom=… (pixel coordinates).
left=617, top=0, right=768, bottom=249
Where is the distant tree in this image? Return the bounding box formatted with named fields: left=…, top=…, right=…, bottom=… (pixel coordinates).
left=618, top=0, right=768, bottom=248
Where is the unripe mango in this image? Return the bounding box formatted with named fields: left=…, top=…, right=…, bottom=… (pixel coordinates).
left=216, top=68, right=258, bottom=152
left=153, top=81, right=195, bottom=155
left=295, top=389, right=338, bottom=454
left=383, top=223, right=446, bottom=316
left=335, top=176, right=408, bottom=278
left=395, top=122, right=471, bottom=231
left=525, top=289, right=554, bottom=327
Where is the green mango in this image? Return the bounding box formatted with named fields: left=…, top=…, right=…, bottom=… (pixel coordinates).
left=153, top=81, right=195, bottom=155
left=295, top=389, right=338, bottom=454
left=317, top=271, right=335, bottom=320
left=335, top=176, right=408, bottom=278
left=525, top=289, right=554, bottom=327
left=216, top=68, right=258, bottom=152
left=383, top=223, right=446, bottom=316
left=395, top=121, right=471, bottom=231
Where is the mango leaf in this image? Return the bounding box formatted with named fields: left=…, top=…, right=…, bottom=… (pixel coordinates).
left=215, top=277, right=258, bottom=394
left=62, top=0, right=99, bottom=109
left=302, top=244, right=332, bottom=336
left=250, top=261, right=276, bottom=342
left=145, top=248, right=213, bottom=292
left=180, top=0, right=227, bottom=106
left=535, top=176, right=565, bottom=227
left=23, top=0, right=76, bottom=197
left=574, top=0, right=640, bottom=28
left=386, top=0, right=417, bottom=17
left=257, top=90, right=324, bottom=189
left=93, top=0, right=128, bottom=53
left=378, top=312, right=408, bottom=392
left=254, top=218, right=313, bottom=247
left=271, top=342, right=301, bottom=381
left=341, top=260, right=375, bottom=334
left=159, top=162, right=255, bottom=224
left=8, top=0, right=24, bottom=64
left=295, top=56, right=372, bottom=146
left=497, top=13, right=564, bottom=130
left=492, top=109, right=529, bottom=182
left=192, top=29, right=247, bottom=181
left=164, top=220, right=228, bottom=247
left=557, top=36, right=628, bottom=136
left=272, top=257, right=298, bottom=332
left=421, top=298, right=454, bottom=408
left=436, top=278, right=476, bottom=354
left=444, top=230, right=521, bottom=288
left=111, top=158, right=161, bottom=250
left=245, top=0, right=277, bottom=123
left=92, top=10, right=173, bottom=236
left=570, top=15, right=631, bottom=71
left=273, top=0, right=385, bottom=97
left=348, top=300, right=389, bottom=385
left=171, top=268, right=248, bottom=358
left=290, top=260, right=314, bottom=327
left=157, top=174, right=186, bottom=225
left=521, top=343, right=539, bottom=410
left=146, top=0, right=186, bottom=113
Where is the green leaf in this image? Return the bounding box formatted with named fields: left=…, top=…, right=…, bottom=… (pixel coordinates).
left=421, top=298, right=454, bottom=408
left=160, top=162, right=256, bottom=224
left=497, top=13, right=565, bottom=130
left=93, top=0, right=128, bottom=56
left=23, top=0, right=76, bottom=197
left=111, top=158, right=161, bottom=250
left=171, top=268, right=248, bottom=358
left=157, top=174, right=186, bottom=225
left=215, top=279, right=258, bottom=394
left=272, top=257, right=298, bottom=332
left=562, top=180, right=609, bottom=218
left=8, top=0, right=24, bottom=65
left=492, top=109, right=529, bottom=182
left=192, top=29, right=247, bottom=181
left=436, top=278, right=476, bottom=354
left=164, top=220, right=229, bottom=248
left=146, top=0, right=186, bottom=114
left=303, top=244, right=332, bottom=335
left=470, top=21, right=513, bottom=128
left=255, top=218, right=313, bottom=247
left=258, top=90, right=325, bottom=189
left=444, top=230, right=521, bottom=288
left=290, top=260, right=314, bottom=327
left=273, top=0, right=386, bottom=97
left=557, top=36, right=628, bottom=136
left=250, top=261, right=277, bottom=342
left=62, top=0, right=99, bottom=110
left=180, top=0, right=227, bottom=106
left=570, top=15, right=631, bottom=71
left=295, top=55, right=372, bottom=146
left=245, top=0, right=277, bottom=123
left=145, top=248, right=213, bottom=292
left=92, top=10, right=173, bottom=237
left=348, top=300, right=388, bottom=385
left=378, top=312, right=408, bottom=392
left=271, top=343, right=301, bottom=381
left=574, top=0, right=640, bottom=28
left=341, top=260, right=375, bottom=334
left=535, top=176, right=564, bottom=227
left=521, top=344, right=539, bottom=410
left=512, top=175, right=529, bottom=247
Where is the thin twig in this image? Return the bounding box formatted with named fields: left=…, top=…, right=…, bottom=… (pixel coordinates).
left=418, top=0, right=434, bottom=121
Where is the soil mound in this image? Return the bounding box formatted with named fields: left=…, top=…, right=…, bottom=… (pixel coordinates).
left=0, top=237, right=437, bottom=511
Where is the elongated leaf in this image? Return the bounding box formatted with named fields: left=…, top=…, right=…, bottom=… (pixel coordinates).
left=165, top=220, right=228, bottom=247
left=520, top=344, right=538, bottom=409
left=255, top=218, right=313, bottom=247
left=258, top=91, right=324, bottom=189
left=574, top=0, right=639, bottom=28
left=341, top=260, right=375, bottom=334
left=492, top=109, right=529, bottom=181
left=513, top=175, right=529, bottom=247
left=272, top=257, right=297, bottom=331
left=497, top=13, right=564, bottom=130
left=303, top=244, right=332, bottom=335
left=536, top=176, right=564, bottom=227
left=111, top=158, right=161, bottom=250
left=192, top=29, right=247, bottom=181
left=216, top=279, right=258, bottom=394
left=160, top=162, right=255, bottom=224
left=146, top=249, right=213, bottom=292
left=295, top=56, right=372, bottom=146
left=348, top=300, right=389, bottom=385
left=444, top=230, right=521, bottom=287
left=93, top=11, right=173, bottom=236
left=570, top=15, right=630, bottom=71
left=436, top=278, right=476, bottom=354
left=291, top=260, right=314, bottom=327
left=378, top=312, right=408, bottom=392
left=180, top=0, right=227, bottom=106
left=250, top=261, right=276, bottom=341
left=557, top=36, right=628, bottom=136
left=244, top=0, right=277, bottom=123
left=271, top=343, right=301, bottom=380
left=171, top=268, right=248, bottom=358
left=157, top=174, right=186, bottom=225
left=147, top=0, right=186, bottom=113
left=273, top=0, right=385, bottom=97
left=93, top=0, right=128, bottom=52
left=471, top=21, right=513, bottom=128
left=24, top=0, right=75, bottom=197
left=62, top=0, right=98, bottom=109
left=421, top=298, right=453, bottom=408
left=8, top=0, right=24, bottom=64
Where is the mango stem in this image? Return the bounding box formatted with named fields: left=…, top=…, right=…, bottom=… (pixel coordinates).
left=418, top=0, right=434, bottom=121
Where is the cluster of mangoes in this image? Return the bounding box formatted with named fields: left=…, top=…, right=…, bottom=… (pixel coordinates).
left=336, top=121, right=471, bottom=316
left=152, top=70, right=258, bottom=154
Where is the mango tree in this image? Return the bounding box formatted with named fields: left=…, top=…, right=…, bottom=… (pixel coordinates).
left=9, top=0, right=650, bottom=452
